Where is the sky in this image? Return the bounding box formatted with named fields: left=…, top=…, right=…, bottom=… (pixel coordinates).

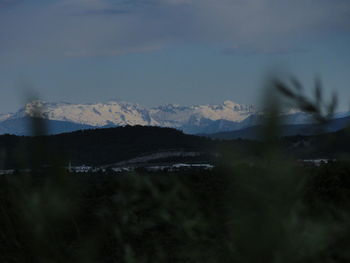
left=0, top=0, right=350, bottom=112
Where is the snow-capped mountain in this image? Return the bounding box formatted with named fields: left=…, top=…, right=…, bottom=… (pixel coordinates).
left=1, top=100, right=256, bottom=134
left=150, top=100, right=255, bottom=128
left=0, top=113, right=12, bottom=122
left=0, top=100, right=348, bottom=135
left=10, top=100, right=157, bottom=127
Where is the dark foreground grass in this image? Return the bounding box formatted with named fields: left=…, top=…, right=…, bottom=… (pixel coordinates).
left=1, top=161, right=350, bottom=263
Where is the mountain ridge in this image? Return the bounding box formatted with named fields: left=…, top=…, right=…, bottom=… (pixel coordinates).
left=0, top=100, right=349, bottom=135
left=205, top=115, right=350, bottom=140
left=0, top=100, right=256, bottom=134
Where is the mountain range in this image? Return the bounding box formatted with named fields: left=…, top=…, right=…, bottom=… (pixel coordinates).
left=0, top=100, right=349, bottom=136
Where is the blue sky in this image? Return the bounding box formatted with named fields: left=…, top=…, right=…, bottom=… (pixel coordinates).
left=0, top=0, right=350, bottom=112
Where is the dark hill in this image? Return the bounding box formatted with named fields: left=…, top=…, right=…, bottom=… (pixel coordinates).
left=0, top=125, right=214, bottom=169
left=0, top=124, right=349, bottom=170
left=282, top=128, right=350, bottom=159
left=207, top=115, right=350, bottom=140
left=0, top=117, right=94, bottom=136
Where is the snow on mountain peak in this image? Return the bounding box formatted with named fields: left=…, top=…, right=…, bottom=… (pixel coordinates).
left=0, top=113, right=12, bottom=122
left=3, top=99, right=347, bottom=135
left=5, top=100, right=257, bottom=130
left=223, top=100, right=238, bottom=108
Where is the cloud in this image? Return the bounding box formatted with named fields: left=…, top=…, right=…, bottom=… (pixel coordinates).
left=63, top=44, right=161, bottom=57
left=0, top=0, right=349, bottom=60
left=221, top=46, right=310, bottom=56
left=189, top=0, right=350, bottom=50
left=54, top=0, right=192, bottom=15
left=54, top=0, right=130, bottom=15
left=0, top=0, right=20, bottom=8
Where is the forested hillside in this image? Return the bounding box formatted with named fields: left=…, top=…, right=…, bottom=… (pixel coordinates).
left=1, top=125, right=350, bottom=169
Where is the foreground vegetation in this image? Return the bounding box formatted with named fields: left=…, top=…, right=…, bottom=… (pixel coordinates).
left=1, top=160, right=350, bottom=263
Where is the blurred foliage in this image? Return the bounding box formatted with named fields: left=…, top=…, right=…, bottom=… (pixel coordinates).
left=0, top=76, right=349, bottom=262
left=273, top=76, right=338, bottom=123
left=2, top=162, right=350, bottom=263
